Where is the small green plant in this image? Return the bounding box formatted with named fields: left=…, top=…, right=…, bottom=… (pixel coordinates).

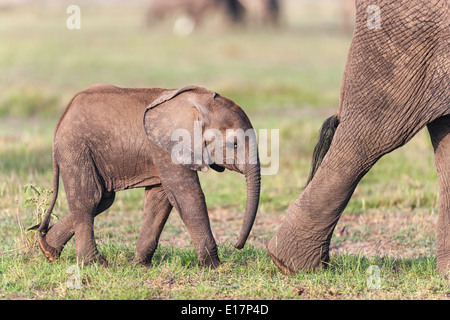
left=20, top=184, right=56, bottom=254
left=23, top=184, right=54, bottom=225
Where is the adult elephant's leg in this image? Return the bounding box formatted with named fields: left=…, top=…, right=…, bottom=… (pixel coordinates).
left=428, top=115, right=450, bottom=273
left=134, top=185, right=173, bottom=266
left=268, top=122, right=384, bottom=274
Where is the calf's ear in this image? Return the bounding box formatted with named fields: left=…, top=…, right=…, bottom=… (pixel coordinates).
left=143, top=86, right=213, bottom=172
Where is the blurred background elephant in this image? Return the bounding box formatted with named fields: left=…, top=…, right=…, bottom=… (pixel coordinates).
left=268, top=0, right=450, bottom=274
left=145, top=0, right=282, bottom=34
left=34, top=84, right=261, bottom=268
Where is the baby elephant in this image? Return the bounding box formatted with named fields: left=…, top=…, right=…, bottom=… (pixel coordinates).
left=33, top=84, right=261, bottom=268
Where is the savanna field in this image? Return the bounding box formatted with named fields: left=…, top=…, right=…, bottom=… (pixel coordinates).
left=0, top=1, right=449, bottom=300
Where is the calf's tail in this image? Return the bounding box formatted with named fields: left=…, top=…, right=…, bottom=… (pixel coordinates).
left=28, top=154, right=59, bottom=234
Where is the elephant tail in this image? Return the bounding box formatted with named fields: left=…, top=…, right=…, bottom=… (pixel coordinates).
left=306, top=114, right=339, bottom=186
left=28, top=153, right=60, bottom=234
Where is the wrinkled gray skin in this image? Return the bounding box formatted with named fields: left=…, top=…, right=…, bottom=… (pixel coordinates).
left=268, top=0, right=450, bottom=274
left=35, top=84, right=260, bottom=268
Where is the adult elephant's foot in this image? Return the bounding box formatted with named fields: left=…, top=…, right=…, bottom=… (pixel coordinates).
left=38, top=234, right=61, bottom=263
left=267, top=219, right=331, bottom=274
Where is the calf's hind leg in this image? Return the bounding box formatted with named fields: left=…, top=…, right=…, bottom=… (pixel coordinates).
left=40, top=167, right=115, bottom=265
left=134, top=185, right=173, bottom=266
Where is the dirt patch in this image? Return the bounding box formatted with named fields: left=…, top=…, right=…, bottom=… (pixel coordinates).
left=210, top=208, right=438, bottom=260
left=330, top=209, right=438, bottom=259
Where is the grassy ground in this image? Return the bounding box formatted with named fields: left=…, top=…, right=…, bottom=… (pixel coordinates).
left=0, top=1, right=449, bottom=300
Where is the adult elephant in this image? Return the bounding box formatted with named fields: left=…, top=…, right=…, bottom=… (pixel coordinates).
left=32, top=84, right=261, bottom=268
left=268, top=0, right=449, bottom=274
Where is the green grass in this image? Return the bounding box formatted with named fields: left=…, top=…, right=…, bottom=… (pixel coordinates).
left=1, top=245, right=448, bottom=300
left=0, top=2, right=448, bottom=300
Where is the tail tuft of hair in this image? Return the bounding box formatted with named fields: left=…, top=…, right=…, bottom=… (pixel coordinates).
left=306, top=114, right=340, bottom=186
